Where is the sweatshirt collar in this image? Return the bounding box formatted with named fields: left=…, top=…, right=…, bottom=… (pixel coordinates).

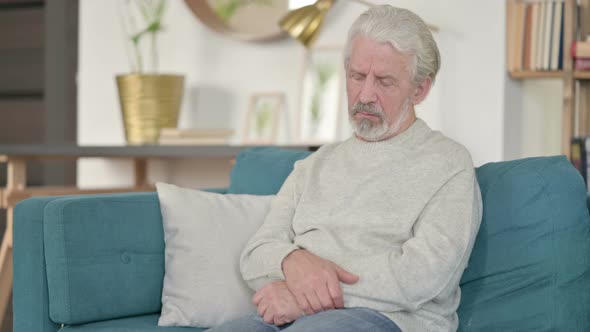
left=347, top=118, right=430, bottom=150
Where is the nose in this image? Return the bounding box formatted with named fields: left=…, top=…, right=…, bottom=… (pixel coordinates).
left=359, top=77, right=377, bottom=104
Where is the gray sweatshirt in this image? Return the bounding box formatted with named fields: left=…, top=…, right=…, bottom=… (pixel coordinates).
left=240, top=118, right=483, bottom=332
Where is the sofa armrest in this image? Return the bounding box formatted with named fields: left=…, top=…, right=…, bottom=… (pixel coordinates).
left=43, top=192, right=165, bottom=325
left=14, top=192, right=164, bottom=328
left=13, top=196, right=65, bottom=332
left=13, top=188, right=226, bottom=328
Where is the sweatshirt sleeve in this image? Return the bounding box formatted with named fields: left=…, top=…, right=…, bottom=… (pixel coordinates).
left=239, top=159, right=307, bottom=291
left=343, top=164, right=483, bottom=312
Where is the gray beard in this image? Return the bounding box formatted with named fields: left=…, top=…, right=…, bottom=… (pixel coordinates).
left=349, top=100, right=410, bottom=141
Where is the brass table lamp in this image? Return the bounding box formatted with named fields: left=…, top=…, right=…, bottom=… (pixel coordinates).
left=279, top=0, right=438, bottom=48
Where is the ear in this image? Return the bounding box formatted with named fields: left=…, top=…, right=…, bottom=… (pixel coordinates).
left=411, top=77, right=432, bottom=105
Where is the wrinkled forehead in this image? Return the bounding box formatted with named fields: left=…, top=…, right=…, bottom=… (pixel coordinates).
left=348, top=36, right=413, bottom=76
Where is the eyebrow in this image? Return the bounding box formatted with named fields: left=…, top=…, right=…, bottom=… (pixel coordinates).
left=376, top=75, right=397, bottom=82
left=349, top=68, right=398, bottom=81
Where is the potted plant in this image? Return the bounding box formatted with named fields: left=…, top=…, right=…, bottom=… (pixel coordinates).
left=117, top=0, right=184, bottom=145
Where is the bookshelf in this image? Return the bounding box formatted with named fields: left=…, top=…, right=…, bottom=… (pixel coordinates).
left=506, top=0, right=590, bottom=159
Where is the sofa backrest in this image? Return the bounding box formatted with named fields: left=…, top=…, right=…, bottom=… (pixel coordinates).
left=33, top=148, right=590, bottom=330
left=227, top=147, right=312, bottom=195
left=458, top=156, right=590, bottom=330
left=228, top=149, right=590, bottom=330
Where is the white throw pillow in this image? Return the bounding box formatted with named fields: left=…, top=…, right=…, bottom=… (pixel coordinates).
left=156, top=182, right=273, bottom=328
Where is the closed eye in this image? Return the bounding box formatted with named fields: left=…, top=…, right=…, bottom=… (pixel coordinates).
left=376, top=75, right=397, bottom=87
left=349, top=71, right=366, bottom=81
left=380, top=79, right=395, bottom=86
left=353, top=74, right=365, bottom=81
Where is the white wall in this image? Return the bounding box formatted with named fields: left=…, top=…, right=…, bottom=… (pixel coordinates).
left=519, top=80, right=562, bottom=158
left=78, top=0, right=508, bottom=188
left=503, top=78, right=562, bottom=161
left=503, top=73, right=524, bottom=161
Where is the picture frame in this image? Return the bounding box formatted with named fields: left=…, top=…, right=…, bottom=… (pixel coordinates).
left=298, top=46, right=345, bottom=144
left=243, top=92, right=284, bottom=144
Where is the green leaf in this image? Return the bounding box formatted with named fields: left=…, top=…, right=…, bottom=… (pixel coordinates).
left=138, top=0, right=151, bottom=21
left=155, top=0, right=166, bottom=21
left=147, top=21, right=161, bottom=33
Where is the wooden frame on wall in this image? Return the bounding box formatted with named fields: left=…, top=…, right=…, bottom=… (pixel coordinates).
left=243, top=92, right=284, bottom=144
left=297, top=45, right=345, bottom=145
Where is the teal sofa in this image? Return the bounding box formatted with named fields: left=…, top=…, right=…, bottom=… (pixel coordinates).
left=12, top=148, right=590, bottom=331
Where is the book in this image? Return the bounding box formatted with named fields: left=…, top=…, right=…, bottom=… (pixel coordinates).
left=511, top=0, right=566, bottom=72
left=514, top=1, right=527, bottom=71
left=159, top=128, right=234, bottom=139
left=586, top=137, right=590, bottom=191
left=575, top=58, right=590, bottom=71
left=536, top=1, right=546, bottom=70
left=522, top=3, right=533, bottom=70
left=550, top=1, right=563, bottom=70
left=542, top=0, right=554, bottom=70
left=571, top=137, right=587, bottom=184
left=158, top=137, right=230, bottom=145
left=572, top=41, right=590, bottom=58
left=530, top=2, right=540, bottom=70
left=557, top=1, right=564, bottom=70
left=158, top=128, right=234, bottom=145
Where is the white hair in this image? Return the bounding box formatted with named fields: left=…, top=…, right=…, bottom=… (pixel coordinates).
left=344, top=5, right=440, bottom=86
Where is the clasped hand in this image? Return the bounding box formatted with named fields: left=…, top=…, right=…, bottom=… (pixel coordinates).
left=253, top=249, right=359, bottom=326
left=253, top=281, right=301, bottom=326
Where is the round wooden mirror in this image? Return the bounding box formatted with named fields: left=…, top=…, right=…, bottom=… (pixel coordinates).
left=185, top=0, right=300, bottom=42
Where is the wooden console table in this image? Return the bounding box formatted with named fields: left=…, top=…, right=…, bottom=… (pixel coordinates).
left=0, top=144, right=313, bottom=330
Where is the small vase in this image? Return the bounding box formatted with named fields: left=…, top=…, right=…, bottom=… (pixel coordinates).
left=116, top=74, right=184, bottom=145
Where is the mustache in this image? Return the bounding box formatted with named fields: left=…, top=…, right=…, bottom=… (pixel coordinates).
left=351, top=102, right=384, bottom=118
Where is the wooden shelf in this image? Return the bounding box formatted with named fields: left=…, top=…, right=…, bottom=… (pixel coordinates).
left=509, top=71, right=564, bottom=79
left=575, top=71, right=590, bottom=80
left=0, top=144, right=318, bottom=160
left=509, top=70, right=590, bottom=80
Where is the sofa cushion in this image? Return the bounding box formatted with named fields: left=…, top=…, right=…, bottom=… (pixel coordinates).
left=59, top=314, right=206, bottom=331
left=458, top=156, right=590, bottom=330
left=156, top=183, right=272, bottom=327
left=227, top=147, right=311, bottom=195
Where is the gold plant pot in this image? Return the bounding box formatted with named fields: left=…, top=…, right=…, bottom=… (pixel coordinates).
left=116, top=74, right=184, bottom=145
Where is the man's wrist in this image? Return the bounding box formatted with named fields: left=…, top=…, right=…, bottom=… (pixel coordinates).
left=281, top=248, right=304, bottom=274
left=271, top=280, right=287, bottom=286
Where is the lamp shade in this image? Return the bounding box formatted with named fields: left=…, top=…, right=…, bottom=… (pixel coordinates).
left=279, top=0, right=334, bottom=48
